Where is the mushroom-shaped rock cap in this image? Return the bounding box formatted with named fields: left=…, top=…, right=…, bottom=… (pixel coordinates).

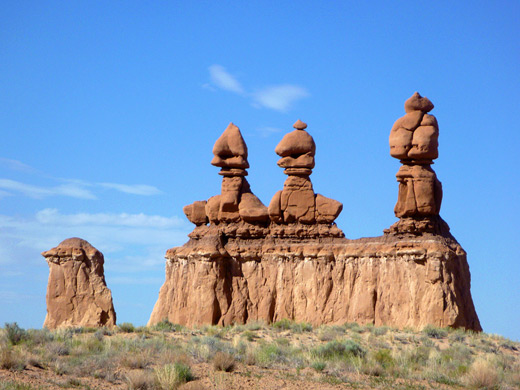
left=211, top=123, right=249, bottom=169
left=404, top=92, right=434, bottom=113
left=41, top=237, right=101, bottom=259
left=275, top=120, right=316, bottom=157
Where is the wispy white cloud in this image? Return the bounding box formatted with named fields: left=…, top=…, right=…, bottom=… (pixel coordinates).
left=0, top=158, right=36, bottom=173
left=209, top=65, right=244, bottom=94
left=35, top=208, right=183, bottom=228
left=206, top=65, right=310, bottom=113
left=257, top=126, right=284, bottom=138
left=98, top=183, right=162, bottom=196
left=252, top=85, right=310, bottom=112
left=0, top=179, right=97, bottom=199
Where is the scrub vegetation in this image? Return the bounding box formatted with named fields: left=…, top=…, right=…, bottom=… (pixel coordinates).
left=0, top=321, right=519, bottom=390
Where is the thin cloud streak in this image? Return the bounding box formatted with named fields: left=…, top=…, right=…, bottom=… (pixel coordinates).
left=206, top=64, right=310, bottom=112
left=252, top=85, right=310, bottom=112
left=99, top=183, right=162, bottom=196
left=0, top=179, right=96, bottom=199
left=209, top=65, right=244, bottom=94
left=35, top=208, right=184, bottom=228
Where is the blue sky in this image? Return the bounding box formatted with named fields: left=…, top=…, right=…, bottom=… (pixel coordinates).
left=1, top=1, right=519, bottom=340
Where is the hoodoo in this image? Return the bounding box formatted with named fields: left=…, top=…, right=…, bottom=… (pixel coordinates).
left=42, top=238, right=116, bottom=329
left=149, top=102, right=480, bottom=331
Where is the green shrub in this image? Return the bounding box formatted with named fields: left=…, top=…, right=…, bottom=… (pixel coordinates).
left=311, top=360, right=326, bottom=372
left=373, top=349, right=394, bottom=368
left=423, top=325, right=448, bottom=339
left=312, top=339, right=365, bottom=360
left=4, top=323, right=27, bottom=345
left=118, top=323, right=135, bottom=333
left=273, top=319, right=293, bottom=331
left=152, top=319, right=183, bottom=332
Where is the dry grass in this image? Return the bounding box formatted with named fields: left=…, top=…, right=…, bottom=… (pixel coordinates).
left=0, top=322, right=519, bottom=389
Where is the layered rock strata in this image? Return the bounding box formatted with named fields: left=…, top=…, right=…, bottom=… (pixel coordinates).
left=42, top=238, right=116, bottom=329
left=149, top=232, right=481, bottom=330
left=387, top=92, right=446, bottom=235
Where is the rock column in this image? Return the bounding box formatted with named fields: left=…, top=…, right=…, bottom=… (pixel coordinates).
left=387, top=93, right=447, bottom=235
left=42, top=238, right=116, bottom=329
left=268, top=120, right=343, bottom=237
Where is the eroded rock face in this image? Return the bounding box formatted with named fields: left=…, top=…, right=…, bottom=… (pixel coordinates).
left=42, top=238, right=116, bottom=329
left=148, top=231, right=481, bottom=331
left=387, top=92, right=445, bottom=235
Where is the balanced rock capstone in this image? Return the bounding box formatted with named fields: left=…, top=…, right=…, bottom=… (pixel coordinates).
left=42, top=238, right=116, bottom=329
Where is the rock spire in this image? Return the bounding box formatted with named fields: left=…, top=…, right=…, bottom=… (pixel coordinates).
left=42, top=238, right=116, bottom=329
left=268, top=120, right=343, bottom=236
left=387, top=93, right=447, bottom=235
left=183, top=123, right=269, bottom=235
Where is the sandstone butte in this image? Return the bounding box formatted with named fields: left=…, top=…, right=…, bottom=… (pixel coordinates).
left=42, top=238, right=116, bottom=329
left=149, top=100, right=481, bottom=331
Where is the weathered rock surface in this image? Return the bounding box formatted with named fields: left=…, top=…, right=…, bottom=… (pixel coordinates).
left=148, top=232, right=481, bottom=331
left=42, top=238, right=116, bottom=329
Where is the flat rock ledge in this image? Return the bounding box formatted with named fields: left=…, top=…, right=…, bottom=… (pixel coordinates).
left=148, top=230, right=481, bottom=331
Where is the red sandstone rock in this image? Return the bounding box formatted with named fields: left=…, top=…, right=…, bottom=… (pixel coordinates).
left=148, top=233, right=481, bottom=331
left=404, top=92, right=434, bottom=113
left=389, top=93, right=442, bottom=234
left=42, top=238, right=116, bottom=329
left=270, top=120, right=342, bottom=226
left=211, top=122, right=249, bottom=169
left=183, top=200, right=208, bottom=226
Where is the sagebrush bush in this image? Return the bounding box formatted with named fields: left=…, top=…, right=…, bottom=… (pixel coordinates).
left=4, top=323, right=27, bottom=346
left=153, top=320, right=183, bottom=332
left=118, top=323, right=136, bottom=333
left=423, top=325, right=448, bottom=339
left=312, top=339, right=365, bottom=360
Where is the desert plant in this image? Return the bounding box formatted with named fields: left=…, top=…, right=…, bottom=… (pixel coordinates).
left=312, top=339, right=365, bottom=360
left=0, top=346, right=26, bottom=371
left=212, top=351, right=235, bottom=372
left=4, top=323, right=27, bottom=346
left=464, top=358, right=499, bottom=389
left=423, top=325, right=448, bottom=339
left=155, top=362, right=194, bottom=389
left=311, top=360, right=326, bottom=372
left=153, top=319, right=183, bottom=332
left=126, top=370, right=155, bottom=390
left=119, top=323, right=136, bottom=333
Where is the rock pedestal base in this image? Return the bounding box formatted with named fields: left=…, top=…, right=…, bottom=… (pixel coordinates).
left=149, top=231, right=481, bottom=331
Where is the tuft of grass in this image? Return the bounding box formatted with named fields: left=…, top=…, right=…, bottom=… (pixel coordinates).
left=0, top=346, right=26, bottom=371
left=155, top=362, right=194, bottom=389
left=212, top=351, right=235, bottom=372
left=310, top=360, right=326, bottom=372
left=125, top=370, right=155, bottom=390
left=463, top=358, right=499, bottom=389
